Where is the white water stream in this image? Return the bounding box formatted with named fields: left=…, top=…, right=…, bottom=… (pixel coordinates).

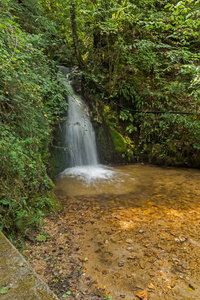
left=58, top=66, right=114, bottom=182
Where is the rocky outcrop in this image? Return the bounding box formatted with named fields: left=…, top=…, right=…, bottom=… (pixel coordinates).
left=0, top=231, right=58, bottom=300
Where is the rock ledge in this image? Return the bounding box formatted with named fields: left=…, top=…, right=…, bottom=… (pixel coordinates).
left=0, top=231, right=58, bottom=300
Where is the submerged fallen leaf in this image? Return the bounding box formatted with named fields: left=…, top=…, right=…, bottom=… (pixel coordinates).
left=114, top=272, right=121, bottom=278
left=135, top=289, right=149, bottom=300
left=188, top=283, right=195, bottom=290
left=128, top=254, right=137, bottom=260
left=139, top=262, right=145, bottom=269
left=148, top=283, right=156, bottom=289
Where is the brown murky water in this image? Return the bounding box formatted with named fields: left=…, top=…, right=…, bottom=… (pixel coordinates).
left=53, top=164, right=200, bottom=299
left=55, top=164, right=200, bottom=199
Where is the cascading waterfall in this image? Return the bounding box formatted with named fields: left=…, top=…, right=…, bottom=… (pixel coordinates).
left=58, top=66, right=114, bottom=182
left=66, top=86, right=98, bottom=167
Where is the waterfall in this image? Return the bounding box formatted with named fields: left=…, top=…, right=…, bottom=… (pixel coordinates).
left=66, top=87, right=98, bottom=168
left=58, top=66, right=114, bottom=182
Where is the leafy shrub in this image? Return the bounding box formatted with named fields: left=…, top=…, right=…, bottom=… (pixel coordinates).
left=0, top=0, right=67, bottom=234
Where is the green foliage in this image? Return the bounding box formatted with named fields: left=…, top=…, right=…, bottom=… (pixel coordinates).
left=36, top=234, right=47, bottom=242
left=62, top=291, right=72, bottom=298
left=76, top=0, right=200, bottom=165
left=109, top=127, right=127, bottom=154
left=0, top=0, right=67, bottom=234
left=0, top=287, right=10, bottom=294
left=49, top=0, right=199, bottom=165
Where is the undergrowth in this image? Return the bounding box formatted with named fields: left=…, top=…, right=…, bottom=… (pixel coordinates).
left=0, top=0, right=67, bottom=235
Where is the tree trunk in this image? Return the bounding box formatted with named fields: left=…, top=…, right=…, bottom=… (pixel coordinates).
left=70, top=2, right=84, bottom=69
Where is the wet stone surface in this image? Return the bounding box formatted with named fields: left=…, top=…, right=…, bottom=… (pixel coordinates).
left=0, top=231, right=58, bottom=300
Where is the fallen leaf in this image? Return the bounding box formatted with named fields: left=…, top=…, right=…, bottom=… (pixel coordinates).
left=188, top=283, right=195, bottom=290
left=135, top=289, right=149, bottom=300
left=0, top=287, right=9, bottom=294
left=148, top=283, right=156, bottom=289
left=22, top=250, right=30, bottom=257
left=139, top=262, right=145, bottom=269
left=114, top=272, right=121, bottom=278
left=128, top=254, right=137, bottom=260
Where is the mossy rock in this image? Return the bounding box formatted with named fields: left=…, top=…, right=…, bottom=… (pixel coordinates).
left=49, top=122, right=68, bottom=179
left=38, top=191, right=63, bottom=213
left=109, top=127, right=127, bottom=154
left=0, top=231, right=58, bottom=300
left=46, top=191, right=63, bottom=213
left=31, top=191, right=63, bottom=215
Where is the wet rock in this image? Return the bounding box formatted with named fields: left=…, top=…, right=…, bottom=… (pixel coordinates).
left=118, top=260, right=125, bottom=267
left=126, top=239, right=133, bottom=244
left=127, top=247, right=134, bottom=252
left=174, top=236, right=187, bottom=243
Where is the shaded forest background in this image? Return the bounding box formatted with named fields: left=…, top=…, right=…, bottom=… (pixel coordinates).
left=0, top=0, right=200, bottom=234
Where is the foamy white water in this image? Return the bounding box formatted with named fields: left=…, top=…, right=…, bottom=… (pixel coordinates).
left=61, top=165, right=115, bottom=183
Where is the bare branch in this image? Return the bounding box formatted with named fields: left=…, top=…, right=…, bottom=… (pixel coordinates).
left=1, top=35, right=18, bottom=69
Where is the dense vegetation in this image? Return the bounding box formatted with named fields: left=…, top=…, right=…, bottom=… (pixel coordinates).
left=61, top=0, right=200, bottom=165
left=0, top=0, right=200, bottom=234
left=37, top=0, right=200, bottom=164
left=0, top=0, right=67, bottom=234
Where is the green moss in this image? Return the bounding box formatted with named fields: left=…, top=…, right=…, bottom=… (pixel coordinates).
left=46, top=191, right=63, bottom=212
left=49, top=123, right=68, bottom=179
left=33, top=191, right=63, bottom=214
left=109, top=127, right=127, bottom=153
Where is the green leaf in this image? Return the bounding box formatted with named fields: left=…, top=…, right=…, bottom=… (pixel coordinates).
left=0, top=287, right=9, bottom=294
left=62, top=291, right=71, bottom=298
left=36, top=235, right=47, bottom=242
